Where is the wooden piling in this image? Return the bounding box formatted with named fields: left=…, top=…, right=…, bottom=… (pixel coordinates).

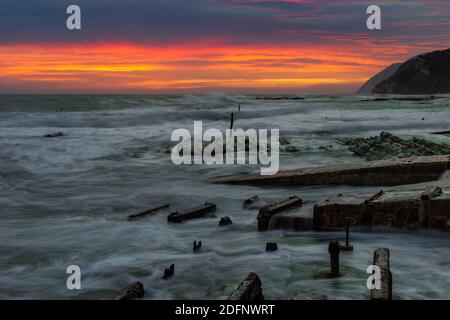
left=168, top=202, right=216, bottom=223
left=128, top=204, right=170, bottom=220
left=193, top=241, right=202, bottom=252
left=266, top=242, right=278, bottom=252
left=163, top=264, right=175, bottom=279
left=327, top=240, right=341, bottom=278
left=370, top=248, right=392, bottom=300
left=230, top=112, right=234, bottom=130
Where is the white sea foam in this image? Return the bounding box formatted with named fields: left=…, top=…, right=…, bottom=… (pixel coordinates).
left=0, top=94, right=450, bottom=299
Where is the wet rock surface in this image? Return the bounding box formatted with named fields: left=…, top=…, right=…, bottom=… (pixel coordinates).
left=338, top=132, right=450, bottom=161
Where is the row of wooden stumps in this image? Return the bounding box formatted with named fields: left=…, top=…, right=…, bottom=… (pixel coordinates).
left=327, top=242, right=392, bottom=300
left=120, top=198, right=392, bottom=300
left=115, top=234, right=391, bottom=300
left=114, top=241, right=268, bottom=300
left=224, top=246, right=392, bottom=301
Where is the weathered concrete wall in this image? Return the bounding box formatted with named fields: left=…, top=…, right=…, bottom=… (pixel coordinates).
left=313, top=182, right=450, bottom=232
left=212, top=155, right=450, bottom=187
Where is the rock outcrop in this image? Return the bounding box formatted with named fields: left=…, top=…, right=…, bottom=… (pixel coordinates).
left=338, top=132, right=450, bottom=161
left=373, top=48, right=450, bottom=94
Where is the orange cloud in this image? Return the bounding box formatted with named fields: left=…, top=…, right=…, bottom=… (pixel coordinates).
left=0, top=42, right=408, bottom=93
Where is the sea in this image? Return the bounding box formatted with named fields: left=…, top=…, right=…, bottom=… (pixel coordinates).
left=0, top=93, right=449, bottom=299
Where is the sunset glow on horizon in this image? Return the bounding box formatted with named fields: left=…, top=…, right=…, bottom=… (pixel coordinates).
left=0, top=41, right=427, bottom=93
left=1, top=0, right=450, bottom=93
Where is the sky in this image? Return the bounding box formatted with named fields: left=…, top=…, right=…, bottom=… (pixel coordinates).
left=0, top=0, right=450, bottom=94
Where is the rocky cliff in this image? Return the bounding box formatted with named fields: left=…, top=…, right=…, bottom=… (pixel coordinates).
left=356, top=63, right=401, bottom=95
left=372, top=48, right=450, bottom=94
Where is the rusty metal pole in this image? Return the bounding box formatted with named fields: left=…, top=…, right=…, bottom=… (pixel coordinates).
left=346, top=218, right=350, bottom=246
left=340, top=217, right=354, bottom=251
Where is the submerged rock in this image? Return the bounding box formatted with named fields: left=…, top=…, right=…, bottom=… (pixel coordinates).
left=280, top=137, right=298, bottom=152
left=219, top=216, right=233, bottom=226
left=44, top=132, right=64, bottom=138
left=338, top=132, right=450, bottom=161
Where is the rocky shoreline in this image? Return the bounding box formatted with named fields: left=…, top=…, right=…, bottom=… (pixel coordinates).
left=338, top=131, right=450, bottom=161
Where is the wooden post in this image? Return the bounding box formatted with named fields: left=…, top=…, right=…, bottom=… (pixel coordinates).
left=266, top=242, right=278, bottom=252
left=230, top=112, right=234, bottom=130
left=193, top=241, right=202, bottom=252
left=163, top=264, right=175, bottom=279
left=340, top=217, right=354, bottom=251
left=167, top=202, right=216, bottom=223
left=128, top=204, right=170, bottom=220
left=238, top=104, right=241, bottom=112
left=327, top=240, right=340, bottom=278
left=370, top=248, right=392, bottom=300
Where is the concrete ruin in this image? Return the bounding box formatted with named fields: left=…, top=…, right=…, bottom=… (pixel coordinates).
left=212, top=155, right=450, bottom=187
left=257, top=196, right=302, bottom=231
left=227, top=272, right=264, bottom=300
left=313, top=180, right=450, bottom=232
left=115, top=281, right=145, bottom=300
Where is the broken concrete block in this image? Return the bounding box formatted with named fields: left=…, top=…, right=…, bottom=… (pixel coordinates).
left=212, top=155, right=450, bottom=187
left=313, top=182, right=450, bottom=232
left=258, top=196, right=302, bottom=231
left=265, top=242, right=278, bottom=252
left=228, top=273, right=264, bottom=300
left=115, top=281, right=145, bottom=300
left=219, top=216, right=233, bottom=226
left=168, top=202, right=216, bottom=223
